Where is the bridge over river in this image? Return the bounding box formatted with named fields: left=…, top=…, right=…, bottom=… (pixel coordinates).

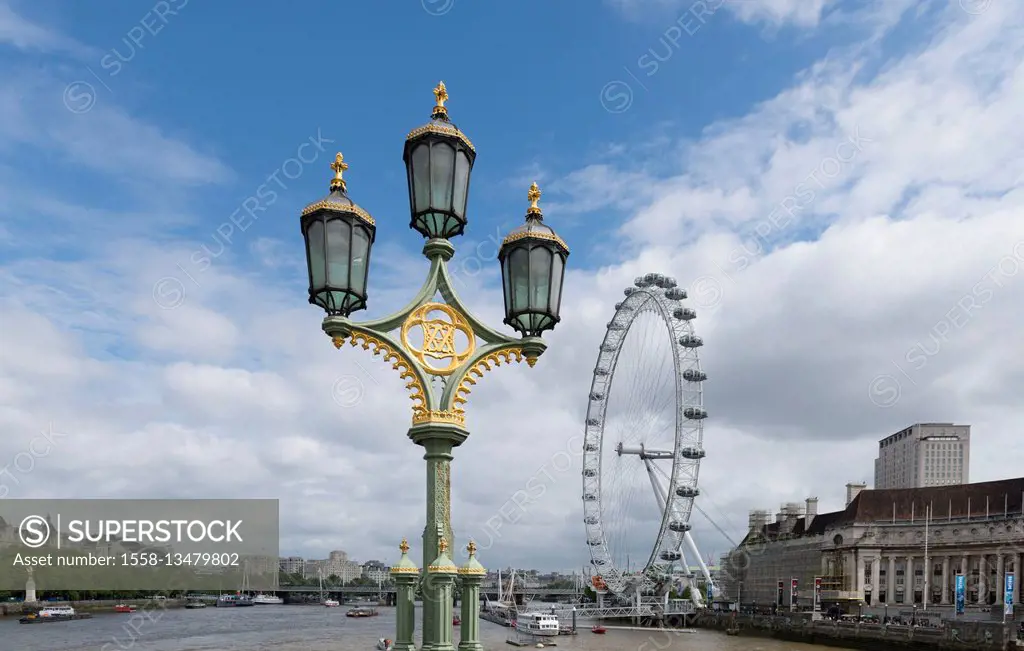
left=272, top=585, right=578, bottom=601
left=186, top=586, right=693, bottom=621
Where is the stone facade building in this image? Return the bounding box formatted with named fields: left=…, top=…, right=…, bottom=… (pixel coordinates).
left=721, top=477, right=1024, bottom=614
left=874, top=423, right=970, bottom=489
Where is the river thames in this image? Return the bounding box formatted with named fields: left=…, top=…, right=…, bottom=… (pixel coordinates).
left=0, top=604, right=842, bottom=651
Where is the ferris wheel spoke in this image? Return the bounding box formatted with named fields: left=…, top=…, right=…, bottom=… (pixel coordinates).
left=619, top=306, right=669, bottom=435
left=615, top=304, right=650, bottom=429
left=625, top=313, right=672, bottom=431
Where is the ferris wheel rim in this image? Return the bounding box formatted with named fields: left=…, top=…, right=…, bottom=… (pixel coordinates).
left=581, top=277, right=706, bottom=597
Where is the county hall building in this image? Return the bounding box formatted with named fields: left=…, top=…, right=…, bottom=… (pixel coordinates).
left=721, top=476, right=1024, bottom=617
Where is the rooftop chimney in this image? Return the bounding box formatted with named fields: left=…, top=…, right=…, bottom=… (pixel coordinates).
left=845, top=482, right=867, bottom=507
left=748, top=510, right=768, bottom=532
left=805, top=497, right=818, bottom=528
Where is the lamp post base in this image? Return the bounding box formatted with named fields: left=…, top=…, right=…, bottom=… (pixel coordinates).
left=410, top=421, right=467, bottom=651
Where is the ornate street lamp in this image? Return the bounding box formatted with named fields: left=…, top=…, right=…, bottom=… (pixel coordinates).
left=300, top=153, right=376, bottom=316
left=498, top=182, right=569, bottom=336
left=299, top=82, right=567, bottom=651
left=404, top=81, right=476, bottom=239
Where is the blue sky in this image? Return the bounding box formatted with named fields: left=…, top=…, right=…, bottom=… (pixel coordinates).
left=4, top=0, right=886, bottom=277
left=2, top=0, right=1023, bottom=571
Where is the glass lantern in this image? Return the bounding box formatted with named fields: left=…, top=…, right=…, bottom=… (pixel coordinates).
left=498, top=182, right=569, bottom=337
left=403, top=81, right=476, bottom=239
left=300, top=153, right=376, bottom=316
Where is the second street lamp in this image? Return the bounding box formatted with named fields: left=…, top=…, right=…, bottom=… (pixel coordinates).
left=499, top=181, right=569, bottom=337
left=300, top=153, right=376, bottom=316
left=300, top=82, right=568, bottom=651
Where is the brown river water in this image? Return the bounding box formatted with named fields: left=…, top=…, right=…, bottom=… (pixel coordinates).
left=0, top=605, right=840, bottom=651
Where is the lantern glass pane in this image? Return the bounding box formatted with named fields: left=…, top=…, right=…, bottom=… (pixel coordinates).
left=453, top=150, right=470, bottom=218
left=350, top=226, right=370, bottom=295
left=550, top=253, right=564, bottom=315
left=412, top=144, right=430, bottom=212
left=529, top=247, right=552, bottom=312
left=510, top=247, right=530, bottom=313
left=307, top=220, right=326, bottom=290
left=430, top=143, right=455, bottom=209
left=326, top=219, right=351, bottom=288
left=502, top=255, right=512, bottom=313
left=329, top=291, right=347, bottom=313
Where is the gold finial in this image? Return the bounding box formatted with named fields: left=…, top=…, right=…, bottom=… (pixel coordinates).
left=438, top=536, right=449, bottom=554
left=330, top=153, right=348, bottom=192
left=466, top=540, right=477, bottom=557
left=527, top=181, right=542, bottom=216
left=399, top=538, right=410, bottom=554
left=432, top=81, right=449, bottom=118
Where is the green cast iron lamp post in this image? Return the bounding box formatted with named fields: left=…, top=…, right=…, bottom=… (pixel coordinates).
left=300, top=82, right=569, bottom=651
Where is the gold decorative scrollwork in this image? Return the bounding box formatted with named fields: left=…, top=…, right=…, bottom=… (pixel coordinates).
left=400, top=302, right=476, bottom=376
left=412, top=410, right=466, bottom=427
left=452, top=348, right=528, bottom=414
left=334, top=332, right=427, bottom=418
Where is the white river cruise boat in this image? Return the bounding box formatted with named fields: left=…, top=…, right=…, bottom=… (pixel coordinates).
left=252, top=593, right=284, bottom=605
left=39, top=606, right=76, bottom=617
left=515, top=612, right=560, bottom=637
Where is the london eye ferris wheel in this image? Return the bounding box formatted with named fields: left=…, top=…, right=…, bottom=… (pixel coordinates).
left=582, top=273, right=715, bottom=604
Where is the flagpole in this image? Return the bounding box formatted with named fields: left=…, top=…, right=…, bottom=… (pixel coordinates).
left=923, top=505, right=930, bottom=611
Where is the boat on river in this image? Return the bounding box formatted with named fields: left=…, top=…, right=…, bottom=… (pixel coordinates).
left=515, top=612, right=560, bottom=637
left=482, top=568, right=519, bottom=626
left=216, top=594, right=254, bottom=607
left=20, top=605, right=93, bottom=624
left=253, top=593, right=284, bottom=605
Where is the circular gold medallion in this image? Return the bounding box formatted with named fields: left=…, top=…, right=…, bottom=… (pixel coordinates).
left=400, top=303, right=475, bottom=375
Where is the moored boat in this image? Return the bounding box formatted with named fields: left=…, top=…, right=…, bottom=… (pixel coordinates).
left=185, top=600, right=207, bottom=609
left=323, top=598, right=341, bottom=607
left=515, top=612, right=560, bottom=637
left=113, top=604, right=136, bottom=613
left=20, top=605, right=93, bottom=623
left=216, top=594, right=254, bottom=607
left=252, top=593, right=284, bottom=605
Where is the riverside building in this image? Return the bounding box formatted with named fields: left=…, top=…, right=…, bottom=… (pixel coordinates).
left=721, top=477, right=1024, bottom=617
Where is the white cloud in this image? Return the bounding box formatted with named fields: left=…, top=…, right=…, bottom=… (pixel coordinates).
left=727, top=0, right=836, bottom=28
left=0, top=2, right=93, bottom=57
left=608, top=0, right=837, bottom=28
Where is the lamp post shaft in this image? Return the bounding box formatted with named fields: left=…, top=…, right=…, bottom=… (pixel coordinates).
left=412, top=423, right=466, bottom=650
